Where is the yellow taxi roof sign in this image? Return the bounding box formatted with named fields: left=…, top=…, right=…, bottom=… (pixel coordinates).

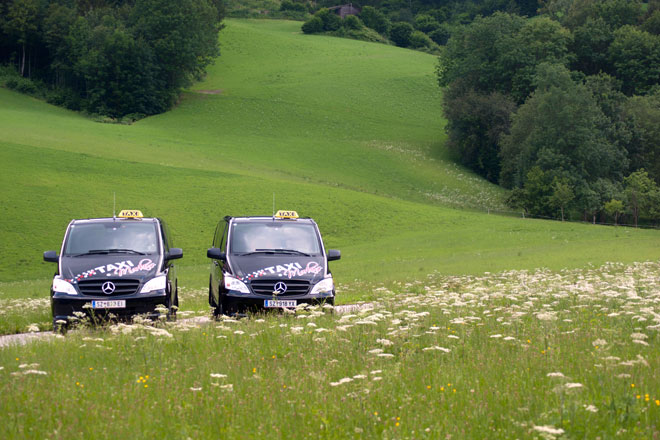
left=118, top=210, right=144, bottom=218
left=274, top=210, right=299, bottom=219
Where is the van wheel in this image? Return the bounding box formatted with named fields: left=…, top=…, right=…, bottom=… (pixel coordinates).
left=213, top=296, right=226, bottom=319
left=53, top=319, right=67, bottom=334
left=208, top=276, right=217, bottom=307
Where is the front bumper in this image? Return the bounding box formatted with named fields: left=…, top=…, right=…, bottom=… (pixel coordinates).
left=222, top=291, right=334, bottom=313
left=51, top=290, right=168, bottom=323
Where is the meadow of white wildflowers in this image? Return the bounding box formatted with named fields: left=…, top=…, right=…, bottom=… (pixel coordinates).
left=0, top=261, right=658, bottom=438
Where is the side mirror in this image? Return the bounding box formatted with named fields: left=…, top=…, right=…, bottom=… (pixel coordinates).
left=43, top=251, right=59, bottom=263
left=207, top=248, right=226, bottom=261
left=165, top=248, right=183, bottom=261
left=327, top=249, right=341, bottom=261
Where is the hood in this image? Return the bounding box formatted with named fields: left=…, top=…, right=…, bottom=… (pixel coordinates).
left=231, top=255, right=326, bottom=284
left=60, top=255, right=160, bottom=284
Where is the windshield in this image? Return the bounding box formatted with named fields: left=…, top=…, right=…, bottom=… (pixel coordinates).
left=63, top=222, right=159, bottom=256
left=229, top=222, right=321, bottom=255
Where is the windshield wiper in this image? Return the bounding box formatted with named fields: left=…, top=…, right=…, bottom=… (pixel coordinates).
left=106, top=249, right=146, bottom=255
left=71, top=249, right=146, bottom=257
left=253, top=248, right=311, bottom=256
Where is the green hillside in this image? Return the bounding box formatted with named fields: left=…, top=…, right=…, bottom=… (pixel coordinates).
left=1, top=19, right=659, bottom=289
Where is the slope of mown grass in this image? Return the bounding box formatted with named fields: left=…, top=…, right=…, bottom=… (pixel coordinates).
left=1, top=19, right=660, bottom=300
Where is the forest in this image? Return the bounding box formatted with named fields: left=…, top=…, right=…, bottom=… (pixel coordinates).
left=437, top=1, right=660, bottom=225
left=0, top=0, right=225, bottom=119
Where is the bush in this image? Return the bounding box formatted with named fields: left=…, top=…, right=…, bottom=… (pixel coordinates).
left=316, top=8, right=341, bottom=31
left=409, top=30, right=433, bottom=49
left=46, top=88, right=82, bottom=111
left=429, top=25, right=451, bottom=45
left=5, top=76, right=38, bottom=95
left=414, top=14, right=440, bottom=33
left=360, top=6, right=390, bottom=36
left=302, top=16, right=323, bottom=34
left=280, top=0, right=307, bottom=13
left=342, top=15, right=363, bottom=31
left=390, top=22, right=414, bottom=47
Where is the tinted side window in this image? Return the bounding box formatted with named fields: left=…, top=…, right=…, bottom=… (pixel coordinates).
left=159, top=220, right=171, bottom=252
left=213, top=221, right=223, bottom=248
left=220, top=220, right=229, bottom=252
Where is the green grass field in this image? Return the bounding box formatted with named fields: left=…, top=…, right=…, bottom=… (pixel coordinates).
left=2, top=18, right=660, bottom=438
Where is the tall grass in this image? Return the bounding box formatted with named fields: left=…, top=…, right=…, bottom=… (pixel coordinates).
left=1, top=262, right=658, bottom=438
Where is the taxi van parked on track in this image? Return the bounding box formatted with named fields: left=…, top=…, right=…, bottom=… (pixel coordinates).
left=43, top=210, right=183, bottom=331
left=207, top=210, right=340, bottom=316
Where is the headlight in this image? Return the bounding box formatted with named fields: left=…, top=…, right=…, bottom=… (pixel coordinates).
left=224, top=275, right=250, bottom=294
left=53, top=277, right=78, bottom=295
left=311, top=277, right=334, bottom=295
left=140, top=275, right=167, bottom=294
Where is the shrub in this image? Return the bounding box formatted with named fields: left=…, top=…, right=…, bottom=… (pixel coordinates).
left=342, top=15, right=363, bottom=31
left=390, top=22, right=414, bottom=47
left=302, top=16, right=323, bottom=34
left=409, top=30, right=433, bottom=49
left=316, top=8, right=341, bottom=31
left=429, top=25, right=451, bottom=45
left=414, top=14, right=440, bottom=33
left=360, top=6, right=390, bottom=35
left=280, top=0, right=307, bottom=13
left=5, top=76, right=38, bottom=95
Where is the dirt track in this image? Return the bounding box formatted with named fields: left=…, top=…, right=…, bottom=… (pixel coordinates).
left=0, top=304, right=370, bottom=348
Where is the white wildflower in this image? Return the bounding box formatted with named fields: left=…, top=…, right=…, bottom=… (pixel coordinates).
left=210, top=373, right=227, bottom=378
left=376, top=338, right=393, bottom=346
left=422, top=346, right=451, bottom=353
left=592, top=339, right=607, bottom=347
left=490, top=334, right=502, bottom=338
left=632, top=339, right=649, bottom=346
left=584, top=404, right=598, bottom=413
left=546, top=372, right=565, bottom=378
left=533, top=425, right=564, bottom=435
left=368, top=348, right=384, bottom=354
left=565, top=383, right=583, bottom=389
left=377, top=353, right=395, bottom=358
left=630, top=333, right=648, bottom=340
left=22, top=370, right=48, bottom=375
left=330, top=377, right=354, bottom=387
left=190, top=387, right=202, bottom=391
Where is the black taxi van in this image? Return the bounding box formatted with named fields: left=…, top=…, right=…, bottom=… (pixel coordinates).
left=207, top=210, right=340, bottom=315
left=43, top=210, right=183, bottom=330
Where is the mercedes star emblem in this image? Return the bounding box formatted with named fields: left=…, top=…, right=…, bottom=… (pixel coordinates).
left=102, top=281, right=116, bottom=295
left=273, top=281, right=287, bottom=295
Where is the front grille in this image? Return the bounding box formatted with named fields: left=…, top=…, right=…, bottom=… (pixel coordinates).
left=250, top=279, right=310, bottom=296
left=77, top=279, right=140, bottom=296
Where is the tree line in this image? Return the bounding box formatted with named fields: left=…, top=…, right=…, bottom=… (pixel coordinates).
left=438, top=0, right=660, bottom=226
left=299, top=0, right=542, bottom=51
left=0, top=0, right=225, bottom=119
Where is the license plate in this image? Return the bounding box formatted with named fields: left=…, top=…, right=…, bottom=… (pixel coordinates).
left=264, top=300, right=296, bottom=308
left=91, top=300, right=126, bottom=309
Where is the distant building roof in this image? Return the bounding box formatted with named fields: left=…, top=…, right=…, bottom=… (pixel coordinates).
left=327, top=4, right=361, bottom=18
